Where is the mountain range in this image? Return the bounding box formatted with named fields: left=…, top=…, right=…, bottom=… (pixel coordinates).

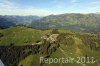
left=0, top=15, right=40, bottom=29
left=31, top=13, right=100, bottom=33
left=0, top=13, right=100, bottom=33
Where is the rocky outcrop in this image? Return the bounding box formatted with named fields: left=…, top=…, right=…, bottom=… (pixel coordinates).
left=0, top=45, right=41, bottom=66
left=0, top=39, right=59, bottom=66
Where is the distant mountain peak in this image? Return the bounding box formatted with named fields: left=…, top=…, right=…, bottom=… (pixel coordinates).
left=96, top=12, right=100, bottom=14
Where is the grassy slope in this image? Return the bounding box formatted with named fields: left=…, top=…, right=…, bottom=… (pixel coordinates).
left=0, top=26, right=100, bottom=66
left=47, top=33, right=100, bottom=66
left=18, top=54, right=40, bottom=66
left=0, top=26, right=52, bottom=45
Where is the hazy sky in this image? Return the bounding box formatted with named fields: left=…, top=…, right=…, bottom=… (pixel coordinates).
left=0, top=0, right=100, bottom=16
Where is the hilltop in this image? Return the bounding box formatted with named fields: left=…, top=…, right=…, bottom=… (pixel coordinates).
left=0, top=26, right=100, bottom=66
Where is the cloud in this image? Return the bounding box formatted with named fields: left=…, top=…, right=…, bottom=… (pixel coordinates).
left=51, top=0, right=66, bottom=9
left=0, top=0, right=56, bottom=16
left=0, top=0, right=18, bottom=9
left=91, top=0, right=100, bottom=5
left=88, top=0, right=100, bottom=8
left=81, top=5, right=100, bottom=13
left=0, top=8, right=58, bottom=16
left=1, top=0, right=99, bottom=16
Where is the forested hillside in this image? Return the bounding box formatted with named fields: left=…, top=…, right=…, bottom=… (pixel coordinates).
left=31, top=13, right=100, bottom=33
left=0, top=15, right=40, bottom=29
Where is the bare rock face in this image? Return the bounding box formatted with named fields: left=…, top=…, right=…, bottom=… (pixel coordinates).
left=0, top=39, right=59, bottom=66
left=0, top=45, right=41, bottom=66
left=42, top=34, right=59, bottom=43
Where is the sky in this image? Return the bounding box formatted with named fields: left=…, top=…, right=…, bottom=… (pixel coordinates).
left=0, top=0, right=100, bottom=16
